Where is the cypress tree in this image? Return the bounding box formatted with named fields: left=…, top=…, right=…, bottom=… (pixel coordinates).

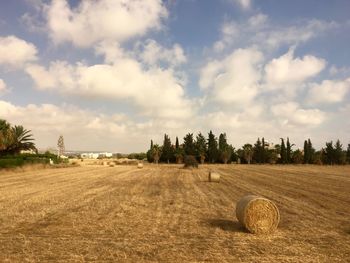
left=286, top=137, right=292, bottom=164
left=207, top=130, right=218, bottom=163
left=347, top=144, right=350, bottom=164
left=175, top=137, right=179, bottom=150
left=196, top=132, right=207, bottom=164
left=253, top=138, right=262, bottom=163
left=307, top=139, right=314, bottom=164
left=161, top=134, right=173, bottom=163
left=218, top=133, right=230, bottom=164
left=280, top=138, right=286, bottom=164
left=334, top=139, right=344, bottom=164
left=183, top=133, right=196, bottom=156
left=261, top=137, right=266, bottom=163
left=303, top=140, right=308, bottom=164
left=147, top=139, right=154, bottom=163
left=325, top=141, right=335, bottom=165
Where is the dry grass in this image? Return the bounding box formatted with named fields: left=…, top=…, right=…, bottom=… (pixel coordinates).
left=0, top=164, right=350, bottom=262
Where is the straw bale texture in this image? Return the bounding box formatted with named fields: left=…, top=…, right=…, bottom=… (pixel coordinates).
left=236, top=195, right=280, bottom=234
left=208, top=171, right=220, bottom=182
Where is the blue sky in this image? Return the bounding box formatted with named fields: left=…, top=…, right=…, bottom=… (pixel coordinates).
left=0, top=0, right=349, bottom=152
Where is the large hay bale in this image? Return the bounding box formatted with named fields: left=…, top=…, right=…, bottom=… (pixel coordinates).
left=208, top=171, right=220, bottom=182
left=235, top=195, right=280, bottom=234
left=137, top=163, right=143, bottom=169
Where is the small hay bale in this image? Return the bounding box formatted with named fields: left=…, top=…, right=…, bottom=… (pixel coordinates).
left=208, top=171, right=220, bottom=182
left=235, top=195, right=280, bottom=234
left=108, top=161, right=115, bottom=167
left=137, top=163, right=143, bottom=169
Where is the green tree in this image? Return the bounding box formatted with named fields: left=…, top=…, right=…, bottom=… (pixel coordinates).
left=195, top=132, right=207, bottom=164
left=175, top=147, right=184, bottom=164
left=253, top=138, right=263, bottom=164
left=292, top=149, right=303, bottom=164
left=334, top=139, right=345, bottom=164
left=175, top=137, right=179, bottom=150
left=280, top=138, right=286, bottom=164
left=146, top=140, right=154, bottom=163
left=161, top=134, right=173, bottom=163
left=266, top=149, right=278, bottom=164
left=324, top=141, right=335, bottom=165
left=152, top=144, right=162, bottom=164
left=286, top=137, right=294, bottom=164
left=242, top=144, right=253, bottom=164
left=183, top=133, right=196, bottom=156
left=347, top=144, right=350, bottom=164
left=218, top=133, right=231, bottom=164
left=303, top=140, right=309, bottom=164
left=207, top=130, right=218, bottom=163
left=0, top=119, right=12, bottom=153
left=307, top=139, right=315, bottom=164
left=261, top=137, right=267, bottom=163
left=1, top=123, right=36, bottom=155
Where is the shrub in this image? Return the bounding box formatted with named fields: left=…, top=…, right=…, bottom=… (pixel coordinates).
left=183, top=155, right=198, bottom=168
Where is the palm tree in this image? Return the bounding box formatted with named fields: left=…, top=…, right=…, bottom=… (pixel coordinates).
left=242, top=144, right=253, bottom=164
left=7, top=125, right=36, bottom=155
left=152, top=144, right=162, bottom=164
left=0, top=119, right=12, bottom=153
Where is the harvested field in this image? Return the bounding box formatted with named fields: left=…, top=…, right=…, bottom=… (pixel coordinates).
left=0, top=164, right=350, bottom=262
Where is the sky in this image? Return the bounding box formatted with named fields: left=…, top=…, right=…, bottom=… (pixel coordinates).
left=0, top=0, right=350, bottom=152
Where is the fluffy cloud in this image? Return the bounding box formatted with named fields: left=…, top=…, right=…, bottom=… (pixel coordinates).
left=199, top=48, right=263, bottom=106
left=0, top=79, right=8, bottom=95
left=259, top=20, right=337, bottom=48
left=25, top=55, right=193, bottom=119
left=307, top=78, right=350, bottom=104
left=0, top=36, right=38, bottom=68
left=137, top=39, right=187, bottom=67
left=0, top=100, right=133, bottom=151
left=231, top=0, right=252, bottom=10
left=212, top=15, right=336, bottom=53
left=46, top=0, right=167, bottom=47
left=264, top=48, right=325, bottom=89
left=271, top=102, right=326, bottom=126
left=213, top=21, right=240, bottom=52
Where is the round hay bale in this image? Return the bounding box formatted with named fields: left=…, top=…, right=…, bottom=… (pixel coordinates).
left=235, top=195, right=280, bottom=234
left=102, top=161, right=107, bottom=166
left=137, top=163, right=143, bottom=169
left=208, top=171, right=220, bottom=182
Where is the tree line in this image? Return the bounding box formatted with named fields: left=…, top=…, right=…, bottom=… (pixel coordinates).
left=146, top=131, right=350, bottom=165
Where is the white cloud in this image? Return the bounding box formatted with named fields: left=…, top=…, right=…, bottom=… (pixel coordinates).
left=231, top=0, right=252, bottom=10
left=213, top=21, right=240, bottom=52
left=260, top=20, right=337, bottom=48
left=307, top=78, right=350, bottom=105
left=264, top=48, right=326, bottom=89
left=0, top=36, right=38, bottom=68
left=137, top=39, right=187, bottom=67
left=25, top=56, right=193, bottom=119
left=0, top=79, right=8, bottom=95
left=0, top=100, right=132, bottom=151
left=199, top=48, right=263, bottom=106
left=46, top=0, right=167, bottom=47
left=212, top=15, right=336, bottom=53
left=271, top=102, right=326, bottom=126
